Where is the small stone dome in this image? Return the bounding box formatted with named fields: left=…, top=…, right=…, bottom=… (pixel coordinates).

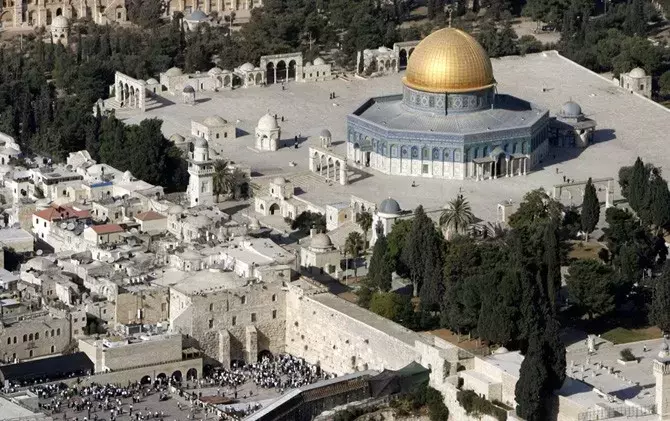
left=204, top=115, right=227, bottom=126
left=378, top=46, right=390, bottom=53
left=272, top=177, right=287, bottom=185
left=311, top=233, right=333, bottom=249
left=560, top=101, right=582, bottom=118
left=313, top=57, right=326, bottom=65
left=304, top=61, right=312, bottom=67
left=168, top=205, right=184, bottom=215
left=320, top=129, right=332, bottom=138
left=194, top=138, right=208, bottom=148
left=170, top=133, right=186, bottom=143
left=258, top=114, right=278, bottom=131
left=146, top=78, right=159, bottom=85
left=240, top=62, right=255, bottom=72
left=186, top=10, right=208, bottom=21
left=183, top=85, right=195, bottom=93
left=494, top=346, right=509, bottom=354
left=51, top=15, right=69, bottom=29
left=629, top=67, right=646, bottom=78
left=379, top=198, right=401, bottom=215
left=165, top=67, right=183, bottom=77
left=208, top=67, right=223, bottom=75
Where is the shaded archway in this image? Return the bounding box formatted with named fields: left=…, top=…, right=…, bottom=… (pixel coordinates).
left=171, top=370, right=183, bottom=382
left=156, top=373, right=167, bottom=384
left=140, top=375, right=152, bottom=385
left=186, top=368, right=198, bottom=380
left=258, top=349, right=273, bottom=362
left=266, top=62, right=275, bottom=84
left=269, top=203, right=280, bottom=215
left=276, top=60, right=287, bottom=82
left=288, top=60, right=296, bottom=80
left=56, top=7, right=62, bottom=15
left=399, top=49, right=408, bottom=68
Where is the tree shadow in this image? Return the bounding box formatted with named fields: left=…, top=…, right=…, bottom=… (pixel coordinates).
left=145, top=95, right=175, bottom=111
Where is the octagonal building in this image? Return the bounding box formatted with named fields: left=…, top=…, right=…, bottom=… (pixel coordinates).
left=346, top=28, right=551, bottom=180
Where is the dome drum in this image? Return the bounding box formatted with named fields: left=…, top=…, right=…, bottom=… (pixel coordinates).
left=402, top=85, right=494, bottom=115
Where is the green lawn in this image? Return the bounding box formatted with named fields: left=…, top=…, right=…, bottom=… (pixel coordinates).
left=600, top=326, right=662, bottom=344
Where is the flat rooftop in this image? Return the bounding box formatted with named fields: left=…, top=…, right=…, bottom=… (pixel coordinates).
left=0, top=396, right=39, bottom=420
left=121, top=51, right=670, bottom=222
left=153, top=268, right=251, bottom=294
left=353, top=93, right=546, bottom=136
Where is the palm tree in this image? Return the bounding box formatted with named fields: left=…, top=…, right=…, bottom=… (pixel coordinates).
left=344, top=231, right=364, bottom=280
left=439, top=195, right=475, bottom=238
left=357, top=211, right=373, bottom=248
left=212, top=160, right=230, bottom=202
left=228, top=167, right=249, bottom=199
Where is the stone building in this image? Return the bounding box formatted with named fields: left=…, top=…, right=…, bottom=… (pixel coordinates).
left=234, top=62, right=265, bottom=88
left=348, top=28, right=552, bottom=181
left=370, top=198, right=402, bottom=246
left=0, top=0, right=128, bottom=29
left=254, top=177, right=301, bottom=218
left=191, top=115, right=236, bottom=142
left=182, top=9, right=208, bottom=30
left=619, top=67, right=652, bottom=98
left=255, top=113, right=281, bottom=151
left=550, top=101, right=597, bottom=148
left=50, top=15, right=68, bottom=44
left=182, top=85, right=196, bottom=105
left=299, top=233, right=341, bottom=278
left=164, top=270, right=286, bottom=366
left=356, top=46, right=398, bottom=76
left=302, top=57, right=332, bottom=82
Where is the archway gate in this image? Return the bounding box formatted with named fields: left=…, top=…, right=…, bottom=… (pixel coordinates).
left=393, top=40, right=420, bottom=70
left=114, top=71, right=147, bottom=112
left=309, top=146, right=348, bottom=185
left=552, top=177, right=614, bottom=208
left=260, top=52, right=303, bottom=84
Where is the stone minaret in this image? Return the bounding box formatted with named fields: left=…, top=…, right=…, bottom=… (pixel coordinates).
left=654, top=342, right=670, bottom=420
left=187, top=138, right=215, bottom=207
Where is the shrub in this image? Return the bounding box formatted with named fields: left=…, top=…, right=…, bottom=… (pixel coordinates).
left=457, top=389, right=507, bottom=421
left=620, top=348, right=636, bottom=361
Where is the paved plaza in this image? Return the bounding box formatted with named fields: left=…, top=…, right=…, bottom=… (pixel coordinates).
left=119, top=51, right=670, bottom=222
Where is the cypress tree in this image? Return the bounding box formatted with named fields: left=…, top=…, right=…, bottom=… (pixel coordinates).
left=628, top=157, right=648, bottom=213
left=652, top=263, right=670, bottom=334
left=543, top=221, right=561, bottom=313
left=581, top=178, right=599, bottom=241
left=515, top=338, right=550, bottom=421
left=401, top=206, right=433, bottom=296
left=367, top=234, right=392, bottom=292
left=650, top=175, right=670, bottom=230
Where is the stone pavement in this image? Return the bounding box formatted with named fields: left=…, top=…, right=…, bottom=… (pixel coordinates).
left=119, top=51, right=670, bottom=223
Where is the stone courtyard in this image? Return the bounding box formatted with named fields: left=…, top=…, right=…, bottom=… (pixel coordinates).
left=119, top=51, right=670, bottom=222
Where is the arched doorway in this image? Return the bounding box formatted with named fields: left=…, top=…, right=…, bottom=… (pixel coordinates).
left=156, top=373, right=167, bottom=384
left=399, top=49, right=408, bottom=68
left=276, top=60, right=286, bottom=83
left=230, top=359, right=245, bottom=369
left=258, top=350, right=273, bottom=362
left=140, top=375, right=152, bottom=385
left=288, top=60, right=296, bottom=80
left=269, top=203, right=280, bottom=215
left=171, top=370, right=183, bottom=382
left=186, top=368, right=198, bottom=380
left=56, top=7, right=62, bottom=16
left=266, top=62, right=275, bottom=84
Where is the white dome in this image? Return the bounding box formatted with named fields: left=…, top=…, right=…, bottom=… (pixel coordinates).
left=304, top=61, right=312, bottom=67
left=208, top=67, right=223, bottom=75
left=272, top=177, right=287, bottom=185
left=311, top=233, right=333, bottom=249
left=258, top=114, right=278, bottom=131
left=194, top=138, right=208, bottom=148
left=165, top=67, right=183, bottom=77
left=320, top=129, right=332, bottom=138
left=204, top=115, right=227, bottom=126
left=240, top=62, right=255, bottom=72
left=378, top=46, right=390, bottom=53
left=51, top=15, right=69, bottom=29
left=168, top=205, right=184, bottom=215
left=313, top=57, right=326, bottom=65
left=629, top=67, right=646, bottom=78
left=191, top=214, right=212, bottom=227
left=146, top=78, right=159, bottom=85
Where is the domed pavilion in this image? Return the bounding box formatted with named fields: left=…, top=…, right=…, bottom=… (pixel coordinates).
left=347, top=28, right=552, bottom=181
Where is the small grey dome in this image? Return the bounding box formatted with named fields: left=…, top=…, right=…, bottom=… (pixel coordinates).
left=204, top=115, right=227, bottom=126
left=560, top=101, right=582, bottom=118
left=51, top=15, right=69, bottom=29
left=272, top=177, right=287, bottom=185
left=187, top=10, right=208, bottom=21
left=629, top=67, right=646, bottom=78
left=311, top=233, right=333, bottom=250
left=313, top=57, right=326, bottom=66
left=378, top=46, right=390, bottom=53
left=379, top=198, right=401, bottom=215
left=170, top=134, right=186, bottom=143
left=146, top=78, right=159, bottom=85
left=240, top=62, right=255, bottom=72
left=194, top=138, right=207, bottom=148
left=183, top=85, right=195, bottom=93
left=165, top=67, right=183, bottom=77
left=320, top=129, right=332, bottom=138
left=208, top=67, right=223, bottom=75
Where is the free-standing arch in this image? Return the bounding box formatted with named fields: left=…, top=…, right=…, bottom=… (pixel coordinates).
left=156, top=373, right=167, bottom=383
left=114, top=71, right=147, bottom=111
left=309, top=146, right=348, bottom=185
left=260, top=52, right=303, bottom=84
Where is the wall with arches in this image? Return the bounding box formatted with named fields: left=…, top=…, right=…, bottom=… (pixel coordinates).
left=260, top=52, right=303, bottom=84
left=114, top=72, right=147, bottom=111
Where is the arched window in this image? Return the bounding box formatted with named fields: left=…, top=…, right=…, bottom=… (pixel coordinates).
left=443, top=149, right=450, bottom=161
left=29, top=333, right=33, bottom=341
left=22, top=334, right=27, bottom=342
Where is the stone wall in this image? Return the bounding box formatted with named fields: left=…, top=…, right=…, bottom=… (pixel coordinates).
left=62, top=358, right=203, bottom=387
left=115, top=287, right=169, bottom=325
left=101, top=335, right=183, bottom=371
left=0, top=316, right=71, bottom=362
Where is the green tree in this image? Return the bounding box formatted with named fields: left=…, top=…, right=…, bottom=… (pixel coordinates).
left=369, top=291, right=412, bottom=323
left=659, top=71, right=670, bottom=97
left=580, top=177, right=600, bottom=241
left=649, top=174, right=670, bottom=230
left=127, top=0, right=166, bottom=28
left=345, top=231, right=365, bottom=279
left=652, top=263, right=670, bottom=333
left=357, top=211, right=373, bottom=248
left=628, top=157, right=650, bottom=214
left=386, top=219, right=411, bottom=277
left=439, top=195, right=475, bottom=238
left=367, top=233, right=393, bottom=292
left=402, top=206, right=436, bottom=296
left=291, top=211, right=326, bottom=232
left=566, top=259, right=617, bottom=319
left=515, top=338, right=550, bottom=421
left=213, top=159, right=230, bottom=202
left=517, top=35, right=543, bottom=54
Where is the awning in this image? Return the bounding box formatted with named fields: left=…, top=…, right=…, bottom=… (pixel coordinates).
left=0, top=352, right=93, bottom=384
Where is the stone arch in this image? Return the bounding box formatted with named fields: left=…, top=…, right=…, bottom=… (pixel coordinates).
left=171, top=370, right=183, bottom=381
left=399, top=49, right=408, bottom=68
left=473, top=147, right=479, bottom=159
left=483, top=145, right=489, bottom=156
left=390, top=144, right=398, bottom=157
left=454, top=150, right=461, bottom=162
left=391, top=59, right=397, bottom=69
left=269, top=203, right=280, bottom=215
left=513, top=143, right=519, bottom=154
left=276, top=60, right=287, bottom=82
left=258, top=349, right=273, bottom=362
left=223, top=75, right=231, bottom=87
left=255, top=72, right=262, bottom=85
left=56, top=7, right=62, bottom=15
left=156, top=373, right=167, bottom=383
left=421, top=146, right=429, bottom=160
left=288, top=60, right=297, bottom=80
left=0, top=10, right=12, bottom=24
left=401, top=145, right=409, bottom=159
left=327, top=157, right=333, bottom=179
left=266, top=62, right=275, bottom=84
left=186, top=368, right=198, bottom=380
left=411, top=146, right=419, bottom=159
left=432, top=147, right=440, bottom=160
left=443, top=148, right=450, bottom=161
left=28, top=10, right=36, bottom=24
left=140, top=375, right=152, bottom=384
left=408, top=47, right=415, bottom=57
left=335, top=159, right=341, bottom=182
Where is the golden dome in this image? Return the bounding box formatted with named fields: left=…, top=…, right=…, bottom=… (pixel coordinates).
left=403, top=28, right=495, bottom=93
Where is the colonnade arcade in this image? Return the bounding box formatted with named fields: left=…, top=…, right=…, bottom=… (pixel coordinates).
left=260, top=53, right=303, bottom=85
left=309, top=147, right=348, bottom=185
left=114, top=71, right=146, bottom=112
left=472, top=152, right=529, bottom=181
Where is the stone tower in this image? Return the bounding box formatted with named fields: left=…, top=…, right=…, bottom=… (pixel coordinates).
left=654, top=342, right=670, bottom=420
left=187, top=138, right=215, bottom=207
